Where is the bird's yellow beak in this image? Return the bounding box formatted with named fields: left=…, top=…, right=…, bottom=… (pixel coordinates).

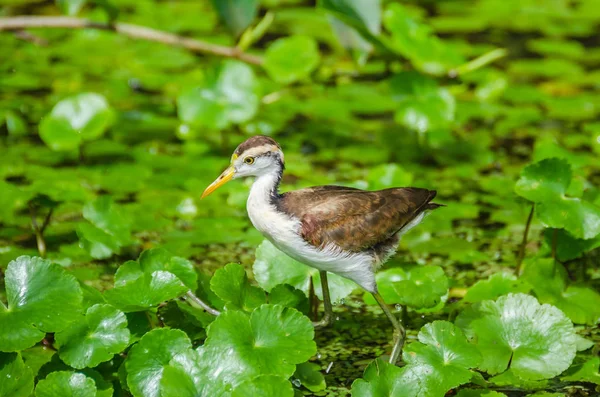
left=201, top=166, right=235, bottom=199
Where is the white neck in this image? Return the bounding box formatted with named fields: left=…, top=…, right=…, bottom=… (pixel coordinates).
left=248, top=169, right=282, bottom=207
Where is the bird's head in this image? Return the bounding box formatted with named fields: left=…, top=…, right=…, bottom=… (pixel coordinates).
left=202, top=135, right=284, bottom=198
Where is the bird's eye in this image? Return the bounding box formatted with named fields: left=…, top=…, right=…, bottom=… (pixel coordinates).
left=244, top=156, right=255, bottom=165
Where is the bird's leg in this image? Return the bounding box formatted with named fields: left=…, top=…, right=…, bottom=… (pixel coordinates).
left=312, top=270, right=333, bottom=329
left=372, top=292, right=405, bottom=365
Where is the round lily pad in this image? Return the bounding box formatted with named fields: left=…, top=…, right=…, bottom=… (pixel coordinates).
left=264, top=36, right=320, bottom=84
left=35, top=371, right=96, bottom=397
left=125, top=328, right=193, bottom=397
left=0, top=256, right=83, bottom=352
left=198, top=304, right=316, bottom=393
left=464, top=273, right=531, bottom=303
left=55, top=304, right=130, bottom=369
left=389, top=71, right=455, bottom=134
left=515, top=157, right=600, bottom=239
left=177, top=60, right=259, bottom=130
left=401, top=321, right=481, bottom=395
left=456, top=293, right=577, bottom=380
left=39, top=93, right=113, bottom=151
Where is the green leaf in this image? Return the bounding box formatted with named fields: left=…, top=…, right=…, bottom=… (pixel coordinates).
left=401, top=321, right=481, bottom=395
left=77, top=196, right=132, bottom=259
left=210, top=263, right=266, bottom=312
left=126, top=328, right=193, bottom=397
left=0, top=353, right=34, bottom=397
left=210, top=0, right=258, bottom=37
left=264, top=36, right=320, bottom=84
left=253, top=240, right=357, bottom=303
left=456, top=390, right=507, bottom=397
left=367, top=164, right=414, bottom=190
left=267, top=284, right=310, bottom=315
left=561, top=357, right=600, bottom=384
left=456, top=293, right=577, bottom=380
left=55, top=304, right=130, bottom=369
left=364, top=266, right=448, bottom=309
left=464, top=273, right=531, bottom=303
left=351, top=358, right=419, bottom=397
left=293, top=362, right=326, bottom=392
left=537, top=197, right=600, bottom=240
left=353, top=322, right=480, bottom=397
left=320, top=0, right=381, bottom=37
left=157, top=301, right=209, bottom=341
left=104, top=263, right=188, bottom=312
left=488, top=369, right=548, bottom=390
left=515, top=158, right=600, bottom=239
left=177, top=60, right=259, bottom=130
left=232, top=375, right=294, bottom=397
left=160, top=362, right=199, bottom=397
left=0, top=256, right=83, bottom=352
left=389, top=71, right=455, bottom=134
left=521, top=258, right=600, bottom=325
left=384, top=4, right=463, bottom=75
left=21, top=346, right=55, bottom=378
left=56, top=0, right=87, bottom=16
left=198, top=304, right=316, bottom=393
left=35, top=371, right=96, bottom=397
left=139, top=248, right=198, bottom=291
left=39, top=93, right=113, bottom=151
left=544, top=229, right=600, bottom=261
left=515, top=158, right=572, bottom=203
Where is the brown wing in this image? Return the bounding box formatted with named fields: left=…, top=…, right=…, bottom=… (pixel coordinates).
left=277, top=186, right=440, bottom=252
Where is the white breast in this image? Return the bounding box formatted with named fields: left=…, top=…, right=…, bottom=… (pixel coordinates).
left=246, top=173, right=377, bottom=292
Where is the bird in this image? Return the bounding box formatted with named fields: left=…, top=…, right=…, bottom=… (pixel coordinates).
left=201, top=135, right=442, bottom=364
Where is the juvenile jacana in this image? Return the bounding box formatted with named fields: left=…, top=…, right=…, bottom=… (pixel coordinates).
left=202, top=136, right=442, bottom=363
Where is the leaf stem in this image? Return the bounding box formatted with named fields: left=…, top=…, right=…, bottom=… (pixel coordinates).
left=0, top=16, right=263, bottom=65
left=551, top=228, right=558, bottom=260
left=515, top=203, right=535, bottom=275
left=29, top=204, right=50, bottom=258
left=450, top=48, right=507, bottom=77
left=184, top=290, right=220, bottom=316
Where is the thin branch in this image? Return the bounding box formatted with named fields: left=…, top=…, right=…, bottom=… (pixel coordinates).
left=515, top=203, right=535, bottom=275
left=450, top=48, right=507, bottom=77
left=0, top=16, right=263, bottom=65
left=41, top=208, right=54, bottom=234
left=184, top=290, right=220, bottom=316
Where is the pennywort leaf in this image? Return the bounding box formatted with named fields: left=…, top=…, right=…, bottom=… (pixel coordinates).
left=210, top=263, right=265, bottom=312
left=39, top=93, right=113, bottom=151
left=0, top=353, right=34, bottom=397
left=456, top=293, right=577, bottom=380
left=55, top=304, right=130, bottom=369
left=0, top=256, right=83, bottom=352
left=35, top=371, right=96, bottom=397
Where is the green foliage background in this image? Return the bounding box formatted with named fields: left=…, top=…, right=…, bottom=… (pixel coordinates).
left=1, top=0, right=599, bottom=396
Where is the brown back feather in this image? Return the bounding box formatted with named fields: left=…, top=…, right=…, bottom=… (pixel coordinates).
left=277, top=186, right=441, bottom=252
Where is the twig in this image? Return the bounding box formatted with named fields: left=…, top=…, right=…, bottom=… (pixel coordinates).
left=515, top=203, right=535, bottom=275
left=450, top=48, right=508, bottom=77
left=184, top=290, right=220, bottom=316
left=0, top=16, right=263, bottom=65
